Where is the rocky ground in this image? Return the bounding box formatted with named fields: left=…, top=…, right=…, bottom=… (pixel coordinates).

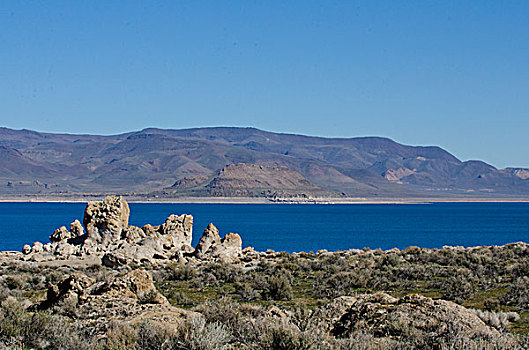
left=0, top=196, right=528, bottom=349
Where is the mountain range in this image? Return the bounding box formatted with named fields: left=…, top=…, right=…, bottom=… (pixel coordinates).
left=1, top=126, right=528, bottom=198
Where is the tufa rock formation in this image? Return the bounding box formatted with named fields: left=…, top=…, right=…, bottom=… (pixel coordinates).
left=194, top=222, right=243, bottom=262
left=83, top=196, right=130, bottom=244
left=21, top=196, right=243, bottom=267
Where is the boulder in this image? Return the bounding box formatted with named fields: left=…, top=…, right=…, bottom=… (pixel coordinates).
left=124, top=269, right=167, bottom=304
left=31, top=241, right=44, bottom=254
left=141, top=224, right=158, bottom=236
left=22, top=244, right=31, bottom=255
left=101, top=251, right=128, bottom=268
left=70, top=219, right=84, bottom=237
left=54, top=241, right=77, bottom=258
left=101, top=214, right=194, bottom=268
left=83, top=196, right=130, bottom=244
left=37, top=269, right=195, bottom=337
left=331, top=292, right=499, bottom=345
left=309, top=296, right=357, bottom=332
left=50, top=226, right=71, bottom=242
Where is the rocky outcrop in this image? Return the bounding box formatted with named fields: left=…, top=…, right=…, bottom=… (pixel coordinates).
left=308, top=296, right=357, bottom=332
left=70, top=219, right=84, bottom=237
left=330, top=292, right=500, bottom=345
left=83, top=196, right=130, bottom=244
left=48, top=220, right=84, bottom=243
left=122, top=269, right=168, bottom=304
left=21, top=196, right=244, bottom=267
left=41, top=269, right=168, bottom=309
left=194, top=223, right=242, bottom=262
left=159, top=214, right=193, bottom=248
left=194, top=223, right=221, bottom=259
left=37, top=269, right=193, bottom=333
left=207, top=233, right=242, bottom=261
left=383, top=167, right=415, bottom=182
left=101, top=213, right=194, bottom=267
left=44, top=273, right=96, bottom=307
left=49, top=226, right=71, bottom=242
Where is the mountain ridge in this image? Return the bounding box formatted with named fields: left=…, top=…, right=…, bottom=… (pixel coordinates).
left=0, top=126, right=527, bottom=198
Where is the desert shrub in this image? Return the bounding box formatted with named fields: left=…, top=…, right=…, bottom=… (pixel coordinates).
left=167, top=291, right=194, bottom=306
left=332, top=332, right=400, bottom=350
left=0, top=297, right=33, bottom=345
left=319, top=255, right=348, bottom=274
left=191, top=272, right=218, bottom=288
left=256, top=260, right=276, bottom=275
left=104, top=321, right=138, bottom=350
left=290, top=304, right=314, bottom=332
left=235, top=282, right=260, bottom=301
left=0, top=298, right=52, bottom=347
left=245, top=272, right=268, bottom=291
left=0, top=286, right=11, bottom=303
left=199, top=297, right=241, bottom=325
left=500, top=276, right=529, bottom=309
left=26, top=274, right=45, bottom=290
left=0, top=298, right=91, bottom=349
left=135, top=320, right=179, bottom=350
left=178, top=316, right=230, bottom=350
left=56, top=295, right=79, bottom=317
left=43, top=316, right=96, bottom=350
left=264, top=275, right=292, bottom=301
left=440, top=275, right=475, bottom=303
left=276, top=261, right=302, bottom=276
left=3, top=276, right=24, bottom=290
left=252, top=317, right=316, bottom=350
left=483, top=298, right=500, bottom=311
left=44, top=269, right=65, bottom=285
left=313, top=272, right=359, bottom=299
left=471, top=309, right=517, bottom=331
left=91, top=266, right=116, bottom=285
left=510, top=260, right=529, bottom=280
left=378, top=253, right=401, bottom=268
left=167, top=263, right=196, bottom=281
left=439, top=331, right=522, bottom=350
left=204, top=262, right=242, bottom=283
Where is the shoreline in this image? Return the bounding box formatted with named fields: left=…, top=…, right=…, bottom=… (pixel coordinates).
left=1, top=196, right=529, bottom=204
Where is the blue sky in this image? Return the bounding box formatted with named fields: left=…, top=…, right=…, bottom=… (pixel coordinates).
left=1, top=1, right=528, bottom=168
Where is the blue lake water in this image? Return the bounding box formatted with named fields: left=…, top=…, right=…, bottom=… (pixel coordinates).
left=0, top=202, right=528, bottom=252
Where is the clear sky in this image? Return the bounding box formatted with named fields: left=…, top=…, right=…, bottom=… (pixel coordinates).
left=1, top=1, right=528, bottom=168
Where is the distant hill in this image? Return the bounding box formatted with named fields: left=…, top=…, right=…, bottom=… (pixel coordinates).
left=0, top=126, right=528, bottom=198
left=165, top=163, right=334, bottom=198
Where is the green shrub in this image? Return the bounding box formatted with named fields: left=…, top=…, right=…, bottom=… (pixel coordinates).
left=167, top=263, right=196, bottom=281
left=500, top=276, right=529, bottom=309
left=235, top=282, right=260, bottom=301
left=264, top=275, right=292, bottom=301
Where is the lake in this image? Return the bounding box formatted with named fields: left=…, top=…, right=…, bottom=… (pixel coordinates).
left=0, top=202, right=528, bottom=252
